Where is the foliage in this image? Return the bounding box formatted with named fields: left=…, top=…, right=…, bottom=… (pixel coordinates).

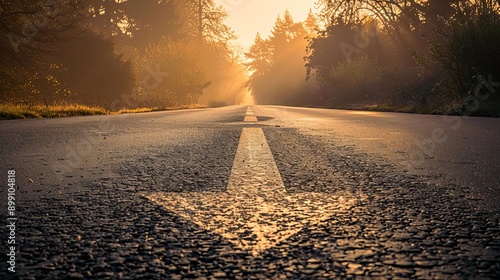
left=245, top=33, right=272, bottom=81
left=430, top=11, right=500, bottom=96
left=180, top=0, right=236, bottom=46
left=46, top=32, right=135, bottom=107
left=1, top=0, right=244, bottom=110
left=111, top=0, right=242, bottom=107
left=137, top=39, right=210, bottom=107
left=306, top=21, right=376, bottom=88
left=86, top=0, right=183, bottom=45
left=306, top=0, right=500, bottom=114
left=208, top=100, right=228, bottom=107
left=6, top=0, right=499, bottom=115
left=0, top=0, right=86, bottom=101
left=245, top=10, right=319, bottom=105
left=327, top=55, right=384, bottom=104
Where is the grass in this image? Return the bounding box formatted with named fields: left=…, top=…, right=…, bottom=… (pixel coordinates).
left=330, top=101, right=458, bottom=115
left=0, top=104, right=108, bottom=120
left=164, top=104, right=208, bottom=110
left=329, top=103, right=422, bottom=114
left=117, top=107, right=155, bottom=114
left=118, top=104, right=208, bottom=114
left=208, top=100, right=228, bottom=108
left=0, top=103, right=210, bottom=120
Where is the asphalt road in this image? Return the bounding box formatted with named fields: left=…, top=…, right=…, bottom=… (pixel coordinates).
left=0, top=105, right=499, bottom=279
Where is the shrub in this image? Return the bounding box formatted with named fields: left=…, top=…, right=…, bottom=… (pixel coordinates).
left=431, top=15, right=500, bottom=97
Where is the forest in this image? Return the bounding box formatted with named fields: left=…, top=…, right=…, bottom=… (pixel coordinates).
left=245, top=0, right=500, bottom=115
left=1, top=0, right=247, bottom=111
left=1, top=0, right=500, bottom=116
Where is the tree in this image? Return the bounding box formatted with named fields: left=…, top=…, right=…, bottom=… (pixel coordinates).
left=86, top=0, right=184, bottom=47
left=245, top=11, right=317, bottom=105
left=304, top=9, right=319, bottom=38
left=430, top=1, right=500, bottom=96
left=1, top=0, right=242, bottom=108
left=269, top=10, right=306, bottom=61
left=119, top=0, right=240, bottom=107
left=197, top=43, right=248, bottom=105
left=0, top=1, right=138, bottom=107
left=245, top=33, right=272, bottom=80
left=86, top=0, right=128, bottom=37
left=305, top=20, right=362, bottom=87
left=47, top=31, right=135, bottom=107
left=309, top=0, right=500, bottom=112
left=180, top=0, right=236, bottom=46
left=315, top=0, right=430, bottom=51
left=123, top=0, right=183, bottom=46
left=136, top=39, right=210, bottom=107
left=85, top=0, right=237, bottom=47
left=0, top=0, right=86, bottom=101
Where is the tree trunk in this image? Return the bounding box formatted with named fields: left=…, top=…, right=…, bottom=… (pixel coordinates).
left=198, top=0, right=203, bottom=41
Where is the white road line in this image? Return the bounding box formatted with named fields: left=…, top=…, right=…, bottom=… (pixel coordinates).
left=227, top=127, right=285, bottom=195
left=244, top=106, right=258, bottom=122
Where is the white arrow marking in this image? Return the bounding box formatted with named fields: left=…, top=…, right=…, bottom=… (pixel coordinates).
left=145, top=107, right=357, bottom=255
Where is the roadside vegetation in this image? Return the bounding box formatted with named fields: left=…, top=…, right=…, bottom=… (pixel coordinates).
left=1, top=1, right=247, bottom=114
left=0, top=104, right=107, bottom=120
left=2, top=1, right=499, bottom=118
left=0, top=103, right=213, bottom=120
left=117, top=104, right=208, bottom=115
left=244, top=0, right=500, bottom=116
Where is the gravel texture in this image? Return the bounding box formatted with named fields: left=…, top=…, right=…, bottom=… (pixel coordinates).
left=264, top=127, right=500, bottom=279
left=0, top=110, right=498, bottom=279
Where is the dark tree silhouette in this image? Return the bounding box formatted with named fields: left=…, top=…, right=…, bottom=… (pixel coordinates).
left=0, top=0, right=86, bottom=101
left=49, top=31, right=135, bottom=107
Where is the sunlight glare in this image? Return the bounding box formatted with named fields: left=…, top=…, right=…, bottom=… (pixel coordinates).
left=240, top=90, right=255, bottom=105
left=217, top=0, right=317, bottom=50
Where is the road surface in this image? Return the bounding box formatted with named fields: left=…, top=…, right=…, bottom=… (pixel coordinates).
left=0, top=105, right=499, bottom=279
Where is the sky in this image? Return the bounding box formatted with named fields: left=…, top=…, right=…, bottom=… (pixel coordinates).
left=216, top=0, right=317, bottom=51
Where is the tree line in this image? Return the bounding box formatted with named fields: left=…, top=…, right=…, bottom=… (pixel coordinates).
left=0, top=0, right=247, bottom=109
left=3, top=1, right=499, bottom=114
left=245, top=0, right=500, bottom=115
left=244, top=10, right=319, bottom=105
